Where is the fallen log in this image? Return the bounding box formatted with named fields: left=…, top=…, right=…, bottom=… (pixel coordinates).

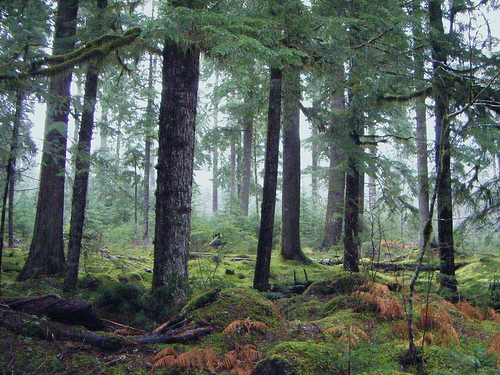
left=0, top=295, right=105, bottom=330
left=0, top=306, right=128, bottom=351
left=131, top=326, right=215, bottom=345
left=371, top=261, right=469, bottom=272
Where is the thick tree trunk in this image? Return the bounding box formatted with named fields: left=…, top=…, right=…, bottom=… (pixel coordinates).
left=152, top=40, right=199, bottom=309
left=281, top=65, right=306, bottom=262
left=240, top=91, right=254, bottom=216
left=429, top=0, right=456, bottom=292
left=17, top=0, right=79, bottom=281
left=64, top=63, right=100, bottom=292
left=253, top=68, right=283, bottom=292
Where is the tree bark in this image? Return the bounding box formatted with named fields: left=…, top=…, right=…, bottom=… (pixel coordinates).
left=240, top=90, right=254, bottom=216
left=281, top=65, right=306, bottom=262
left=429, top=0, right=457, bottom=292
left=254, top=68, right=283, bottom=292
left=322, top=89, right=346, bottom=250
left=17, top=0, right=79, bottom=281
left=411, top=0, right=430, bottom=250
left=64, top=63, right=100, bottom=292
left=8, top=90, right=23, bottom=248
left=152, top=39, right=199, bottom=309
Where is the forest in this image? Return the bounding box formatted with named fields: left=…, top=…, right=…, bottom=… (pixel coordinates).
left=1, top=0, right=500, bottom=374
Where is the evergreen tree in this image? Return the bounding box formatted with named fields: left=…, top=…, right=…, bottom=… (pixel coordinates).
left=18, top=0, right=80, bottom=280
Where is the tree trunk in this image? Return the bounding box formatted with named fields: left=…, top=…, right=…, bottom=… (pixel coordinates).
left=8, top=90, right=23, bottom=248
left=152, top=39, right=199, bottom=309
left=213, top=147, right=219, bottom=213
left=322, top=72, right=346, bottom=250
left=411, top=0, right=430, bottom=250
left=281, top=65, right=306, bottom=262
left=230, top=137, right=237, bottom=213
left=311, top=125, right=319, bottom=206
left=64, top=63, right=100, bottom=292
left=240, top=90, right=254, bottom=216
left=429, top=0, right=457, bottom=292
left=322, top=140, right=346, bottom=250
left=143, top=53, right=156, bottom=242
left=253, top=68, right=283, bottom=292
left=343, top=149, right=361, bottom=273
left=17, top=0, right=79, bottom=281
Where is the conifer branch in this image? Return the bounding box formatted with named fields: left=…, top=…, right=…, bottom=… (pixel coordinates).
left=0, top=28, right=142, bottom=80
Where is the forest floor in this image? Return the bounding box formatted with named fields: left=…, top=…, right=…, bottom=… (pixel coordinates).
left=2, top=240, right=500, bottom=374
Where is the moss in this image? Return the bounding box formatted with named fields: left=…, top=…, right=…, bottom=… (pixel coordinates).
left=251, top=354, right=300, bottom=375
left=185, top=287, right=282, bottom=331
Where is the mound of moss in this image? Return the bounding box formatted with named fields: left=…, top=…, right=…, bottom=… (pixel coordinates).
left=182, top=287, right=282, bottom=331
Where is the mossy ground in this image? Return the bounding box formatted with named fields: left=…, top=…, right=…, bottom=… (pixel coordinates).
left=2, top=241, right=500, bottom=374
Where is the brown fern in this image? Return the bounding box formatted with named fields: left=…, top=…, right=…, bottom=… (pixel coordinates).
left=325, top=324, right=370, bottom=347
left=487, top=307, right=500, bottom=323
left=222, top=317, right=269, bottom=335
left=455, top=300, right=485, bottom=321
left=487, top=331, right=500, bottom=367
left=152, top=345, right=218, bottom=371
left=352, top=291, right=404, bottom=320
left=152, top=346, right=178, bottom=363
left=217, top=344, right=262, bottom=375
left=359, top=281, right=390, bottom=297
left=418, top=301, right=460, bottom=347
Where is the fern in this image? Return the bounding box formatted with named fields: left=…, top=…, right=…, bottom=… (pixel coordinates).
left=455, top=300, right=485, bottom=321
left=325, top=324, right=370, bottom=347
left=217, top=344, right=262, bottom=375
left=152, top=343, right=261, bottom=374
left=352, top=290, right=404, bottom=320
left=222, top=317, right=269, bottom=335
left=359, top=281, right=390, bottom=297
left=487, top=331, right=500, bottom=367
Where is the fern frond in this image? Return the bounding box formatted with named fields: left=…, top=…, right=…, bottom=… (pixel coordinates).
left=176, top=347, right=204, bottom=369
left=153, top=346, right=178, bottom=362
left=487, top=331, right=500, bottom=367
left=360, top=281, right=390, bottom=297
left=455, top=300, right=485, bottom=321
left=436, top=322, right=460, bottom=347
left=222, top=317, right=269, bottom=335
left=203, top=345, right=218, bottom=373
left=487, top=307, right=500, bottom=323
left=325, top=324, right=370, bottom=347
left=381, top=297, right=405, bottom=319
left=152, top=355, right=177, bottom=370
left=419, top=304, right=436, bottom=330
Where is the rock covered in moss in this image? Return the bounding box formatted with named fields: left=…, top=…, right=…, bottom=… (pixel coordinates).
left=251, top=354, right=300, bottom=375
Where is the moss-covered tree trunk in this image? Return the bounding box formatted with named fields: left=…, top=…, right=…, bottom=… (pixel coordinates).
left=152, top=39, right=200, bottom=309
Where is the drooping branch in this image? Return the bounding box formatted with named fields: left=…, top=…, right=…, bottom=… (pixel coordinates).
left=0, top=27, right=142, bottom=80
